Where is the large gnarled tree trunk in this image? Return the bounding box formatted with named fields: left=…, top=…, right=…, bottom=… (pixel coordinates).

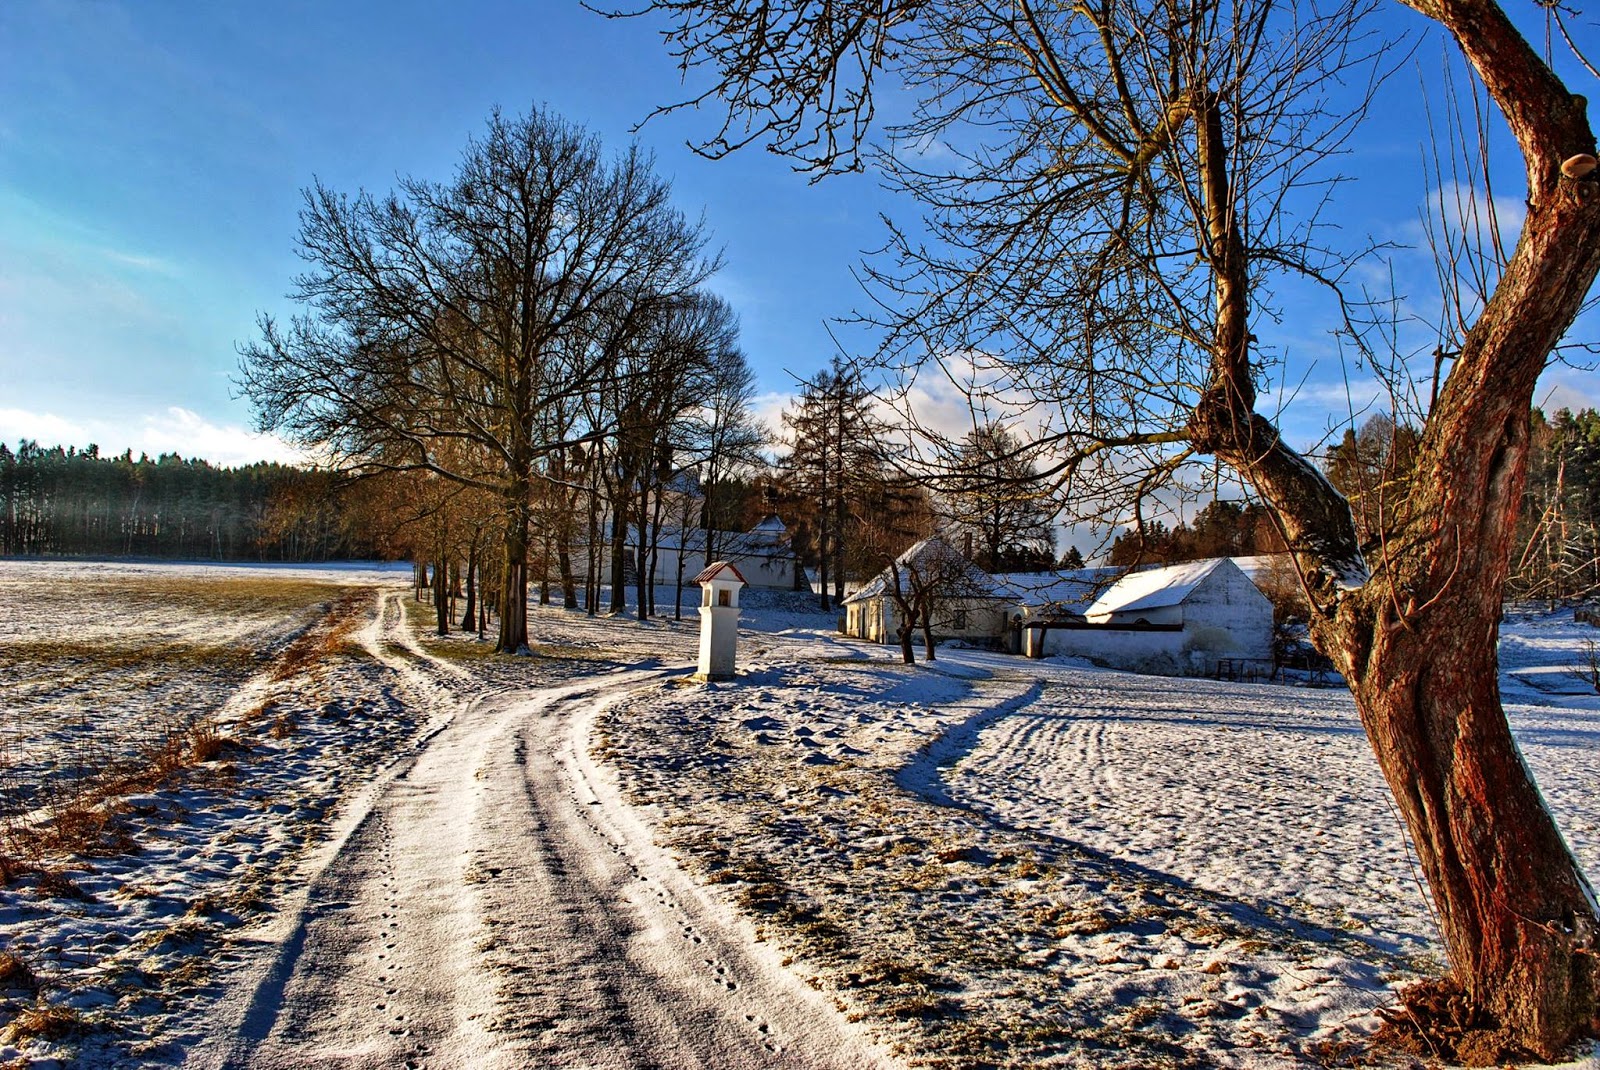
left=1189, top=5, right=1600, bottom=1053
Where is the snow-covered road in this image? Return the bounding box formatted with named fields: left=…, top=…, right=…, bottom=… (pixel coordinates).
left=192, top=594, right=887, bottom=1069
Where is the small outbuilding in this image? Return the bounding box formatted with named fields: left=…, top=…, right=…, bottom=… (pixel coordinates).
left=1024, top=557, right=1273, bottom=676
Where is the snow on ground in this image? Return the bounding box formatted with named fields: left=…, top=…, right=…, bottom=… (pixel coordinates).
left=2, top=565, right=1598, bottom=1068
left=0, top=560, right=408, bottom=814
left=0, top=564, right=427, bottom=1066
left=596, top=594, right=1600, bottom=1068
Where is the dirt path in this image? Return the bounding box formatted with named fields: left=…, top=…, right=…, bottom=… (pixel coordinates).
left=191, top=594, right=889, bottom=1069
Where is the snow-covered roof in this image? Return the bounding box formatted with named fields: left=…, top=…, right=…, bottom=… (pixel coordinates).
left=1229, top=553, right=1295, bottom=587
left=1086, top=558, right=1230, bottom=617
left=749, top=514, right=788, bottom=536
left=614, top=525, right=791, bottom=559
left=995, top=568, right=1117, bottom=611
left=843, top=536, right=1011, bottom=604
left=694, top=560, right=747, bottom=585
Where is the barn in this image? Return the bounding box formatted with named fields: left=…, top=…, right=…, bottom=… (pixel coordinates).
left=1022, top=557, right=1274, bottom=677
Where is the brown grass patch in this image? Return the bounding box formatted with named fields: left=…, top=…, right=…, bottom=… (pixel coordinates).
left=0, top=638, right=259, bottom=676
left=269, top=589, right=373, bottom=683
left=0, top=953, right=38, bottom=995
left=2, top=575, right=344, bottom=623
left=0, top=1002, right=83, bottom=1046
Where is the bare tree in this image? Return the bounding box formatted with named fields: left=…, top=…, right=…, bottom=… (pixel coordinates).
left=672, top=343, right=768, bottom=616
left=944, top=424, right=1056, bottom=571
left=239, top=105, right=717, bottom=653
left=697, top=345, right=770, bottom=562
left=858, top=532, right=995, bottom=663
left=783, top=358, right=894, bottom=609
left=622, top=0, right=1600, bottom=1055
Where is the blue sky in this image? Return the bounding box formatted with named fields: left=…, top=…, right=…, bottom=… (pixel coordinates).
left=2, top=0, right=1596, bottom=468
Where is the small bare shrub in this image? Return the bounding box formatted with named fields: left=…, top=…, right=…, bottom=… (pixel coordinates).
left=32, top=868, right=94, bottom=902
left=189, top=723, right=233, bottom=763
left=1572, top=639, right=1600, bottom=694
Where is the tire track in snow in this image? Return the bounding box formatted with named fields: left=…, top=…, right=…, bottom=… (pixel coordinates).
left=918, top=665, right=1439, bottom=961
left=462, top=678, right=890, bottom=1068
left=194, top=596, right=890, bottom=1069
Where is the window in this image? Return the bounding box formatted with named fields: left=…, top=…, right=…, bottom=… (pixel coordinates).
left=953, top=609, right=968, bottom=630
left=718, top=589, right=731, bottom=607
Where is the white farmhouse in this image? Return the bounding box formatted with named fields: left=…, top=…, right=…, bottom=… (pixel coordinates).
left=842, top=536, right=1016, bottom=647
left=562, top=514, right=809, bottom=593
left=1023, top=557, right=1274, bottom=677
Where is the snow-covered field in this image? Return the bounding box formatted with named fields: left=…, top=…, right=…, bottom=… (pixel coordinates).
left=1, top=561, right=1597, bottom=1068
left=0, top=560, right=407, bottom=815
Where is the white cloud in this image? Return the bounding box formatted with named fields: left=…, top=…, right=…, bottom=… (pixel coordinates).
left=0, top=406, right=306, bottom=467
left=1537, top=371, right=1600, bottom=415
left=99, top=246, right=181, bottom=276
left=749, top=390, right=793, bottom=445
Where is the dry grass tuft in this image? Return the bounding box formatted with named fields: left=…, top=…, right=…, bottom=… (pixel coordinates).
left=9, top=800, right=140, bottom=860
left=0, top=1001, right=83, bottom=1045
left=32, top=867, right=94, bottom=902
left=187, top=723, right=239, bottom=764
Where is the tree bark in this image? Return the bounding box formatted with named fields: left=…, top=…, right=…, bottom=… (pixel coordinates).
left=432, top=549, right=450, bottom=637
left=497, top=502, right=531, bottom=654
left=460, top=542, right=476, bottom=632
left=1180, top=37, right=1600, bottom=1050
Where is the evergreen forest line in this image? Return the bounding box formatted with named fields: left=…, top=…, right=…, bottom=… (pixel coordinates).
left=0, top=442, right=379, bottom=561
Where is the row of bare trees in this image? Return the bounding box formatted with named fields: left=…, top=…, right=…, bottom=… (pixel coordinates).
left=240, top=106, right=768, bottom=652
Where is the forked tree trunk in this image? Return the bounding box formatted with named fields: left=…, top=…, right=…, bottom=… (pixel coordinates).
left=1334, top=602, right=1598, bottom=1057
left=1182, top=15, right=1600, bottom=1047
left=894, top=606, right=916, bottom=665
left=1310, top=371, right=1600, bottom=1059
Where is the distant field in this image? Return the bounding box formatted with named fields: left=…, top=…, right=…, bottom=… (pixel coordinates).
left=0, top=561, right=405, bottom=814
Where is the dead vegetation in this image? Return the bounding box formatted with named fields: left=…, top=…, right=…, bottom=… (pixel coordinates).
left=0, top=1001, right=83, bottom=1047
left=1372, top=976, right=1553, bottom=1067
left=268, top=589, right=371, bottom=684
left=0, top=571, right=410, bottom=1066
left=0, top=954, right=38, bottom=996
left=0, top=586, right=375, bottom=885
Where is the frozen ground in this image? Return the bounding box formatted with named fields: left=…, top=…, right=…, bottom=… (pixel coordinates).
left=0, top=560, right=407, bottom=814
left=1, top=563, right=1597, bottom=1068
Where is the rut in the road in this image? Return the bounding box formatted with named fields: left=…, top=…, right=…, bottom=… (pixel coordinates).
left=195, top=596, right=891, bottom=1070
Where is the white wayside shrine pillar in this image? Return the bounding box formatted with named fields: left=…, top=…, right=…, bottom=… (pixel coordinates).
left=695, top=561, right=746, bottom=681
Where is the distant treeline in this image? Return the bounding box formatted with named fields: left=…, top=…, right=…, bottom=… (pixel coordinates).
left=1102, top=407, right=1600, bottom=604
left=0, top=441, right=386, bottom=561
